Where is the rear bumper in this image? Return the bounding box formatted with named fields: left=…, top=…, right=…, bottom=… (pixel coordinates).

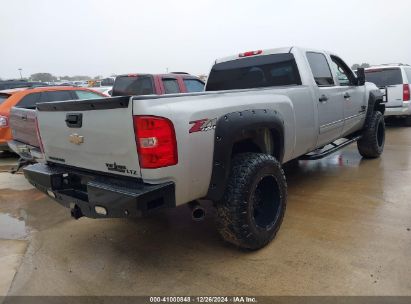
left=7, top=140, right=44, bottom=162
left=385, top=102, right=411, bottom=116
left=23, top=163, right=176, bottom=219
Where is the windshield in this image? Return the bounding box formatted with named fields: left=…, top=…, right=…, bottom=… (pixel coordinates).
left=365, top=68, right=403, bottom=87
left=206, top=53, right=301, bottom=91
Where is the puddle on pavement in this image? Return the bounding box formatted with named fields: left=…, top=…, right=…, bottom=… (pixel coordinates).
left=0, top=172, right=33, bottom=191
left=0, top=213, right=28, bottom=239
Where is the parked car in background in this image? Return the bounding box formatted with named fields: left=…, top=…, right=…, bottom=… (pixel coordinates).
left=111, top=73, right=204, bottom=96
left=73, top=81, right=88, bottom=87
left=100, top=77, right=115, bottom=87
left=0, top=80, right=48, bottom=90
left=365, top=64, right=411, bottom=125
left=2, top=87, right=105, bottom=164
left=91, top=86, right=112, bottom=96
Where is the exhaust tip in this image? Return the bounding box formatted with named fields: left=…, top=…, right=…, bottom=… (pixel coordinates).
left=188, top=201, right=206, bottom=221
left=192, top=207, right=206, bottom=221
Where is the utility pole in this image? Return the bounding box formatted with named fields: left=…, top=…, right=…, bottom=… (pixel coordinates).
left=18, top=68, right=23, bottom=80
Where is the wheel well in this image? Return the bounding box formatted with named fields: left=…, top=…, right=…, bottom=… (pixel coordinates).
left=374, top=102, right=385, bottom=114
left=231, top=128, right=283, bottom=162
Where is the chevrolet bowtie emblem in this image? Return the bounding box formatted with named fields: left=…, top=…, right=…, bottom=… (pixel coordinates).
left=69, top=133, right=84, bottom=145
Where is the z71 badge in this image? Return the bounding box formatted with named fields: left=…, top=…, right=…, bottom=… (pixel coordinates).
left=189, top=118, right=217, bottom=133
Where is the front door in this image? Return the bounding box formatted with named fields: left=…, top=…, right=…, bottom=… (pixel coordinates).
left=306, top=52, right=344, bottom=147
left=330, top=55, right=366, bottom=136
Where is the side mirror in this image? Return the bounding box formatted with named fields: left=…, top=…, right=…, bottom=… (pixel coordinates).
left=356, top=67, right=365, bottom=86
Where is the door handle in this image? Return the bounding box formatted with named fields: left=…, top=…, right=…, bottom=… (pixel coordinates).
left=65, top=113, right=83, bottom=128
left=319, top=94, right=328, bottom=102
left=343, top=92, right=351, bottom=99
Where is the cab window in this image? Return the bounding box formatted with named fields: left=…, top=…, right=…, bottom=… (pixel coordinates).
left=306, top=52, right=334, bottom=86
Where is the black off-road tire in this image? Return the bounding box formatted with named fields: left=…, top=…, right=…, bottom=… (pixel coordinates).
left=357, top=111, right=385, bottom=158
left=216, top=153, right=287, bottom=250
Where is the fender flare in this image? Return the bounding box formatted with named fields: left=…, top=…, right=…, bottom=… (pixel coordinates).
left=364, top=90, right=385, bottom=129
left=205, top=109, right=284, bottom=201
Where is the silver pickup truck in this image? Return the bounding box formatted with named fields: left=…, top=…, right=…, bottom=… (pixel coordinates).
left=23, top=47, right=385, bottom=250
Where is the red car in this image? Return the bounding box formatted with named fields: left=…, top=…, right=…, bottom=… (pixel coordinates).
left=111, top=73, right=205, bottom=96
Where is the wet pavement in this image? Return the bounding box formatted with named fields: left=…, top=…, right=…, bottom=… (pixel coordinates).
left=0, top=126, right=410, bottom=296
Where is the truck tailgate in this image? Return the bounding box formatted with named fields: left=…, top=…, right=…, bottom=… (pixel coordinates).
left=10, top=107, right=39, bottom=147
left=36, top=97, right=142, bottom=178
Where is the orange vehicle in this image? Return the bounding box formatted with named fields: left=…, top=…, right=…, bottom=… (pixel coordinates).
left=0, top=86, right=106, bottom=152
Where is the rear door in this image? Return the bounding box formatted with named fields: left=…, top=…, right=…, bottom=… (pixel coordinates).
left=306, top=52, right=344, bottom=146
left=365, top=68, right=403, bottom=107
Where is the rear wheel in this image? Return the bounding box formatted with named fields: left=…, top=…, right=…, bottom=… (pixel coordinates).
left=216, top=153, right=287, bottom=250
left=357, top=111, right=385, bottom=158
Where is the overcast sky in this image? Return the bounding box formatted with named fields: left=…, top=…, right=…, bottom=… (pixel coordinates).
left=1, top=0, right=410, bottom=79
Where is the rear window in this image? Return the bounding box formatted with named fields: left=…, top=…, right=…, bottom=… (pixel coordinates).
left=184, top=79, right=205, bottom=92
left=365, top=68, right=403, bottom=87
left=16, top=93, right=41, bottom=109
left=162, top=79, right=180, bottom=94
left=0, top=94, right=10, bottom=105
left=43, top=91, right=74, bottom=102
left=101, top=78, right=115, bottom=86
left=75, top=90, right=103, bottom=99
left=112, top=76, right=154, bottom=96
left=205, top=53, right=301, bottom=91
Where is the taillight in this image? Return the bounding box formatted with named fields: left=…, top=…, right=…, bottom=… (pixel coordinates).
left=0, top=115, right=8, bottom=128
left=239, top=50, right=262, bottom=57
left=133, top=116, right=178, bottom=169
left=35, top=117, right=45, bottom=153
left=403, top=84, right=410, bottom=101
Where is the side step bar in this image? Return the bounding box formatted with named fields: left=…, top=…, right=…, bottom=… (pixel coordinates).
left=300, top=135, right=362, bottom=160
